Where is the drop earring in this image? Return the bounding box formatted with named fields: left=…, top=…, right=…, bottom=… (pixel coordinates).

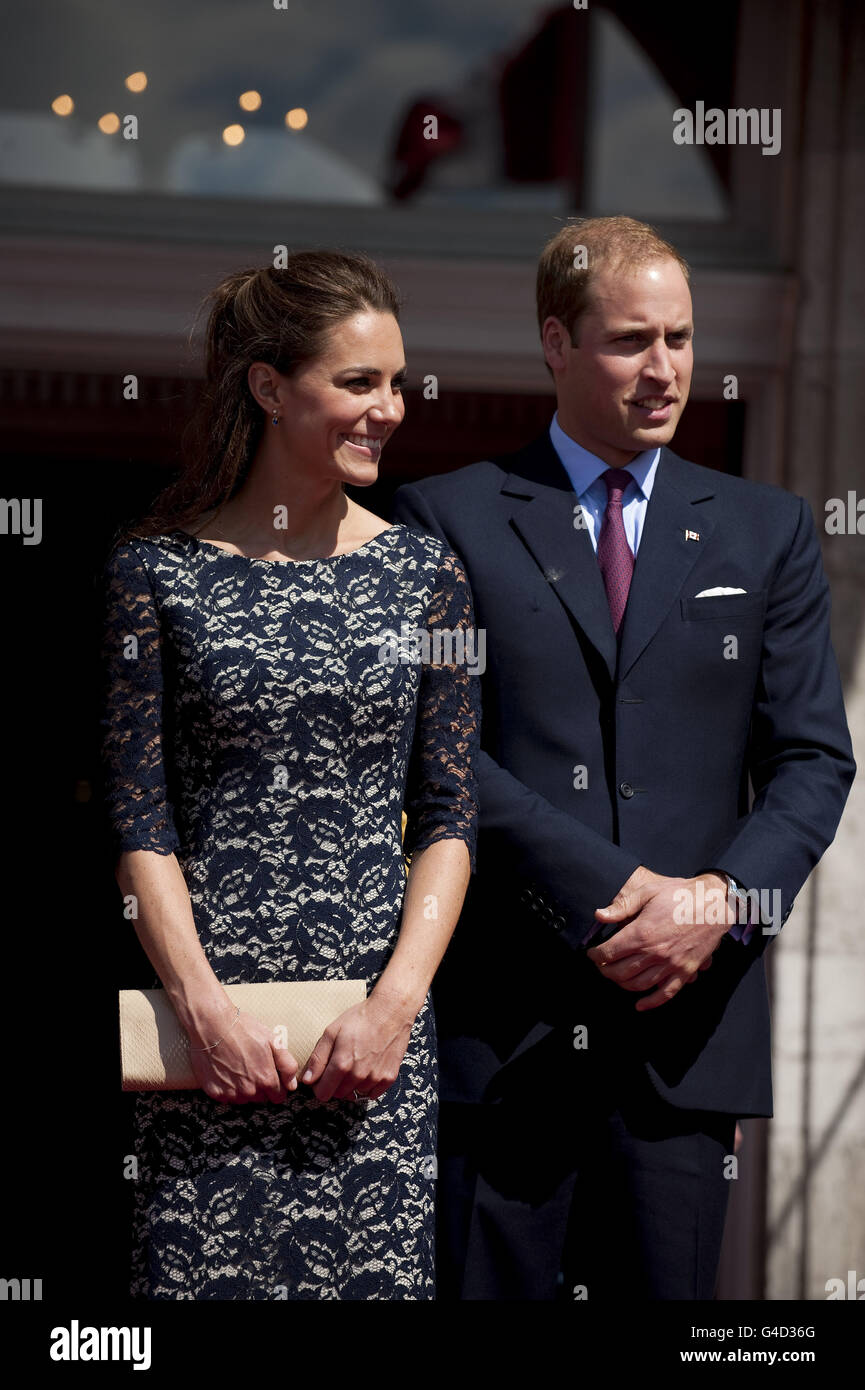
left=271, top=412, right=280, bottom=426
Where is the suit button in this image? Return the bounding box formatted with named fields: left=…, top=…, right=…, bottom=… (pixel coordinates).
left=619, top=781, right=635, bottom=799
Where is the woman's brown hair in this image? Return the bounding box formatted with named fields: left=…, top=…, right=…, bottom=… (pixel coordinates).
left=114, top=251, right=402, bottom=544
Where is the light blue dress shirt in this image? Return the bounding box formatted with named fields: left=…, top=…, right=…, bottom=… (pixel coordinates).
left=549, top=412, right=660, bottom=556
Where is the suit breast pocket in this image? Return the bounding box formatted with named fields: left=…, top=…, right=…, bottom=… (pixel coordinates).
left=680, top=590, right=767, bottom=623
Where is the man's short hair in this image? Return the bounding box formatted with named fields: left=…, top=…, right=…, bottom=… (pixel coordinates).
left=536, top=215, right=691, bottom=353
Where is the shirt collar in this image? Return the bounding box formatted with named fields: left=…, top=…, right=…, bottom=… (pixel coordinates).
left=549, top=411, right=660, bottom=499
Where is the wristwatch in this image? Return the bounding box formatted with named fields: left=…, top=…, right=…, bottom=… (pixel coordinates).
left=722, top=872, right=750, bottom=926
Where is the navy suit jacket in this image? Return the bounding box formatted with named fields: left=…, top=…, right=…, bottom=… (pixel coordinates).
left=392, top=433, right=855, bottom=1116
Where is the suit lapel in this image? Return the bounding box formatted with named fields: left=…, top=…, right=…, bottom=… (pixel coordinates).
left=501, top=434, right=618, bottom=680
left=617, top=450, right=717, bottom=681
left=500, top=436, right=718, bottom=684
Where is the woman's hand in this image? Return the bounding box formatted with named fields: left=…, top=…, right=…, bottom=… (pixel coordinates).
left=187, top=1006, right=300, bottom=1105
left=301, top=991, right=417, bottom=1103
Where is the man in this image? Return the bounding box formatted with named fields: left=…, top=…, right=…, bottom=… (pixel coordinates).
left=391, top=216, right=855, bottom=1301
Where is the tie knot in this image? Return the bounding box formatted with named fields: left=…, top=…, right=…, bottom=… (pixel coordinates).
left=602, top=468, right=633, bottom=502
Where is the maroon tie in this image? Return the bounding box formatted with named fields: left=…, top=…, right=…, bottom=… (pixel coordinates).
left=597, top=468, right=634, bottom=634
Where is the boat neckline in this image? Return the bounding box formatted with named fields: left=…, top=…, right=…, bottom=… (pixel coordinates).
left=166, top=524, right=400, bottom=566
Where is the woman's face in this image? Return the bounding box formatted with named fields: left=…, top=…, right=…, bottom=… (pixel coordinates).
left=272, top=309, right=407, bottom=485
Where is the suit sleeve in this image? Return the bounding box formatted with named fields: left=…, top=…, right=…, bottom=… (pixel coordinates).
left=704, top=496, right=855, bottom=947
left=392, top=481, right=642, bottom=948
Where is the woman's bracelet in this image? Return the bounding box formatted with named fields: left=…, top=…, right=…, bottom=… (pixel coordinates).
left=187, top=1004, right=241, bottom=1052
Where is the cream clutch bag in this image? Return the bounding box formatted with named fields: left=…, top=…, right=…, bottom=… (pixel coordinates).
left=119, top=979, right=367, bottom=1091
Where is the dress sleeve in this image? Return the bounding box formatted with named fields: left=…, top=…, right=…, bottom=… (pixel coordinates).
left=402, top=547, right=481, bottom=873
left=99, top=542, right=180, bottom=861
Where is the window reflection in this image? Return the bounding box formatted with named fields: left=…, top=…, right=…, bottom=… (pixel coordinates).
left=0, top=0, right=729, bottom=218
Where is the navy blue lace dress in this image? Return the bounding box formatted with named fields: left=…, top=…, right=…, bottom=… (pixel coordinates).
left=99, top=523, right=479, bottom=1300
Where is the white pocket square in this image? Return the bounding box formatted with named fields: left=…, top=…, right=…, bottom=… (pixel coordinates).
left=694, top=587, right=747, bottom=597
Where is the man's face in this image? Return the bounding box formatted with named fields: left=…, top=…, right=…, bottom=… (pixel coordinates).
left=543, top=257, right=694, bottom=467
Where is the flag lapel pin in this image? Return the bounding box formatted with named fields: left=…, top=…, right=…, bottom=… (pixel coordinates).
left=685, top=529, right=700, bottom=542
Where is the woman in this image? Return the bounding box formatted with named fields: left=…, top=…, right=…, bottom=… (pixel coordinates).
left=99, top=252, right=480, bottom=1300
